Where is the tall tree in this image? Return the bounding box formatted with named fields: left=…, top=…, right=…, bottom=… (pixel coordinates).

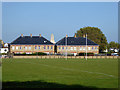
left=109, top=41, right=119, bottom=49
left=75, top=26, right=108, bottom=52
left=0, top=40, right=3, bottom=44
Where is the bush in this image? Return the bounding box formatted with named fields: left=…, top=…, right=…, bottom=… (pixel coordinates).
left=14, top=52, right=47, bottom=56
left=78, top=53, right=94, bottom=56
left=2, top=53, right=7, bottom=55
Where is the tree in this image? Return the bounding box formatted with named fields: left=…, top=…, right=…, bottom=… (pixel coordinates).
left=108, top=41, right=119, bottom=49
left=0, top=40, right=3, bottom=44
left=75, top=26, right=108, bottom=52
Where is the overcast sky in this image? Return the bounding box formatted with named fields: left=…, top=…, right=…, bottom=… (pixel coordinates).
left=2, top=2, right=118, bottom=43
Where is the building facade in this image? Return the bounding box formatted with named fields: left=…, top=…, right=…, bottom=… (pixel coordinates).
left=10, top=34, right=99, bottom=55
left=56, top=35, right=99, bottom=55
left=0, top=43, right=9, bottom=54
left=10, top=34, right=54, bottom=54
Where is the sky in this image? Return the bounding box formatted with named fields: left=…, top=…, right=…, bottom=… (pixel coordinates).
left=2, top=2, right=118, bottom=43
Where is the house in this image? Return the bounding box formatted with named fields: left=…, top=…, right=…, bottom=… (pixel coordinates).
left=0, top=48, right=9, bottom=54
left=0, top=43, right=9, bottom=54
left=109, top=48, right=119, bottom=53
left=10, top=34, right=54, bottom=54
left=55, top=35, right=99, bottom=55
left=4, top=43, right=9, bottom=47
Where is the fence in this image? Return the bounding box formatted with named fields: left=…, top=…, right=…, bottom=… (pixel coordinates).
left=13, top=55, right=119, bottom=59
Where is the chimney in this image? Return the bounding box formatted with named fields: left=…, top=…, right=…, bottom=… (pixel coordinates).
left=74, top=34, right=76, bottom=38
left=21, top=34, right=23, bottom=37
left=39, top=34, right=41, bottom=37
left=1, top=40, right=3, bottom=44
left=66, top=35, right=68, bottom=38
left=30, top=34, right=32, bottom=37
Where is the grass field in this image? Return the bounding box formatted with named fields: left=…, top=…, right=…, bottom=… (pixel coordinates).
left=2, top=58, right=118, bottom=88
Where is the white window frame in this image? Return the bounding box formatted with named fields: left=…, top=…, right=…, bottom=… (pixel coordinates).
left=88, top=47, right=91, bottom=50
left=25, top=47, right=27, bottom=50
left=83, top=47, right=86, bottom=50
left=12, top=46, right=15, bottom=50
left=74, top=47, right=76, bottom=50
left=29, top=47, right=31, bottom=50
left=16, top=46, right=18, bottom=50
left=80, top=47, right=82, bottom=50
left=71, top=47, right=73, bottom=50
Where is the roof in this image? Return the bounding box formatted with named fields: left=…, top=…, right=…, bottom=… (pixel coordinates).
left=10, top=36, right=54, bottom=45
left=56, top=37, right=99, bottom=46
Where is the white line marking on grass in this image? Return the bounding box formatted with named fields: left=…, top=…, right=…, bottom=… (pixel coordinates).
left=16, top=60, right=117, bottom=78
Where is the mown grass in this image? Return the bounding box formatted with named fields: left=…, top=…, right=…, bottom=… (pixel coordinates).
left=2, top=58, right=118, bottom=88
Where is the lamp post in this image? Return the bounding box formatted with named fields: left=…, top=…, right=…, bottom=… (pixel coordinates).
left=86, top=34, right=87, bottom=60
left=65, top=35, right=67, bottom=60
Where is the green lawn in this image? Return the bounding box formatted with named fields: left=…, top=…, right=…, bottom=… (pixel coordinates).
left=2, top=58, right=118, bottom=88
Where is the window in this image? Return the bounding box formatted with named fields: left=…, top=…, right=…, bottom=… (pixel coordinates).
left=80, top=47, right=82, bottom=50
left=39, top=46, right=40, bottom=49
left=59, top=47, right=61, bottom=50
left=12, top=46, right=15, bottom=50
left=88, top=47, right=91, bottom=50
left=47, top=46, right=49, bottom=49
left=25, top=47, right=27, bottom=50
left=71, top=47, right=73, bottom=50
left=83, top=47, right=85, bottom=50
left=92, top=47, right=94, bottom=50
left=16, top=46, right=18, bottom=50
left=35, top=46, right=37, bottom=49
left=44, top=41, right=47, bottom=43
left=95, top=47, right=97, bottom=50
left=62, top=47, right=64, bottom=50
left=66, top=47, right=68, bottom=50
left=74, top=47, right=76, bottom=50
left=29, top=47, right=31, bottom=50
left=51, top=46, right=53, bottom=49
left=44, top=46, right=46, bottom=49
left=20, top=46, right=22, bottom=50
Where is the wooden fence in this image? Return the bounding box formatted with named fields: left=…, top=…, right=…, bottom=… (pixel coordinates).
left=13, top=55, right=119, bottom=59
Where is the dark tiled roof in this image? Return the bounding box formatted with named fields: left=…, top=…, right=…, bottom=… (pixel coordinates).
left=56, top=37, right=99, bottom=45
left=11, top=36, right=53, bottom=45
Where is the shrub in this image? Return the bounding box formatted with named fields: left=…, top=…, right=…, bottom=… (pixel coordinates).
left=14, top=52, right=47, bottom=56
left=78, top=53, right=94, bottom=56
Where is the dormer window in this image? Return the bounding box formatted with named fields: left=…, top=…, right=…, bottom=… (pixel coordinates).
left=44, top=41, right=47, bottom=43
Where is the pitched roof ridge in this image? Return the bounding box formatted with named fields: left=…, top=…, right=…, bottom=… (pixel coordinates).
left=56, top=37, right=65, bottom=45
left=10, top=35, right=53, bottom=45
left=10, top=36, right=21, bottom=44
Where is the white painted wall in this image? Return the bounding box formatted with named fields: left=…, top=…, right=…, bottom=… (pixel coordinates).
left=0, top=48, right=9, bottom=53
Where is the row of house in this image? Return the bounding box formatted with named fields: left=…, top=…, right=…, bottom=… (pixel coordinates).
left=10, top=34, right=99, bottom=55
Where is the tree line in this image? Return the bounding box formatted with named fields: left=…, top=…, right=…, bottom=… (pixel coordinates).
left=75, top=26, right=119, bottom=52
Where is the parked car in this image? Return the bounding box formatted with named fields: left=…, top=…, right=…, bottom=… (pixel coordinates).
left=111, top=53, right=119, bottom=56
